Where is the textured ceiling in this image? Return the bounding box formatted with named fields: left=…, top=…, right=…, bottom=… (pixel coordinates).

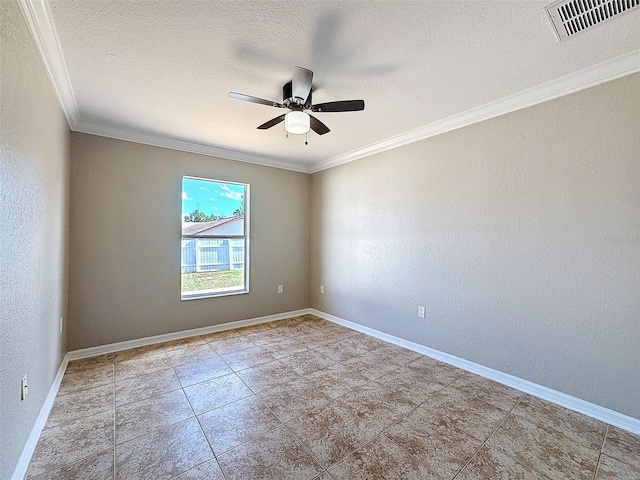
left=44, top=0, right=640, bottom=171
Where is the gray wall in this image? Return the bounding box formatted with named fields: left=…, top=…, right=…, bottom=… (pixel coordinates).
left=310, top=73, right=640, bottom=419
left=0, top=2, right=71, bottom=478
left=69, top=133, right=310, bottom=350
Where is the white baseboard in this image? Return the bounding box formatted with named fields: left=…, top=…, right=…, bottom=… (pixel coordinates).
left=24, top=303, right=636, bottom=480
left=67, top=309, right=311, bottom=360
left=310, top=308, right=640, bottom=436
left=12, top=354, right=69, bottom=480
left=13, top=309, right=309, bottom=479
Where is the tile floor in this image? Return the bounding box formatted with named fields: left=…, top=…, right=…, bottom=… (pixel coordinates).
left=27, top=314, right=640, bottom=479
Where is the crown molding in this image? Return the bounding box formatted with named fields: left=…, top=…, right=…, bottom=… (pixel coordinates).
left=19, top=0, right=640, bottom=175
left=309, top=48, right=640, bottom=173
left=18, top=0, right=80, bottom=127
left=74, top=121, right=311, bottom=173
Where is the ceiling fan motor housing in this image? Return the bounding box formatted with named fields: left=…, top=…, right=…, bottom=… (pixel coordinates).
left=283, top=81, right=312, bottom=110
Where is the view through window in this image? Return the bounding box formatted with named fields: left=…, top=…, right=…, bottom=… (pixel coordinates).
left=181, top=176, right=249, bottom=299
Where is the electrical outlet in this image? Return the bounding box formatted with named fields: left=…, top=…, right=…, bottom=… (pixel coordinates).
left=277, top=285, right=283, bottom=294
left=417, top=306, right=426, bottom=319
left=320, top=285, right=324, bottom=294
left=21, top=375, right=28, bottom=401
left=59, top=317, right=63, bottom=334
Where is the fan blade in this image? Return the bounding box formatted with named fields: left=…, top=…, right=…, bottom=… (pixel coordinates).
left=257, top=114, right=286, bottom=130
left=292, top=66, right=313, bottom=103
left=309, top=114, right=330, bottom=135
left=228, top=92, right=284, bottom=108
left=310, top=100, right=365, bottom=112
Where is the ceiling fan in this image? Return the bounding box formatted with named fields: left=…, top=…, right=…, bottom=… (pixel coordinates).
left=228, top=66, right=365, bottom=137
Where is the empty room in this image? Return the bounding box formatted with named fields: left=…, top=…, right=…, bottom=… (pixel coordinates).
left=2, top=1, right=640, bottom=479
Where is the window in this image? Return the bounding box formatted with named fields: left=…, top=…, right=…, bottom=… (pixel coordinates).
left=181, top=176, right=249, bottom=299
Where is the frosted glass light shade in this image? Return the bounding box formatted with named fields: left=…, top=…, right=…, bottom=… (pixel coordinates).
left=285, top=111, right=310, bottom=134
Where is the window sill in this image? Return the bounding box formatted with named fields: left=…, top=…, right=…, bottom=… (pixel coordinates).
left=181, top=288, right=249, bottom=301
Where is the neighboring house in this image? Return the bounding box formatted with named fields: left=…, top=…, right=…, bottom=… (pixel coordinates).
left=182, top=216, right=244, bottom=236
left=181, top=217, right=245, bottom=273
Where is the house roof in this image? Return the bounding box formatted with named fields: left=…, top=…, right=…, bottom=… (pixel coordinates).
left=181, top=217, right=242, bottom=236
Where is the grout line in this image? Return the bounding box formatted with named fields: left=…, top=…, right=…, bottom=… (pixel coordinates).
left=451, top=393, right=527, bottom=479
left=170, top=347, right=226, bottom=480
left=49, top=315, right=518, bottom=479
left=592, top=425, right=609, bottom=480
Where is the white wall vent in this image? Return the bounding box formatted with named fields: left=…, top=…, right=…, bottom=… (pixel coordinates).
left=545, top=0, right=640, bottom=41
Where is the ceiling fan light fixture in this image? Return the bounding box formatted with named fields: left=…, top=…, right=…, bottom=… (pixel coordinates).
left=285, top=111, right=310, bottom=135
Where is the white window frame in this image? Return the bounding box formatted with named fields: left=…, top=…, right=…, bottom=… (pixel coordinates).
left=180, top=176, right=250, bottom=300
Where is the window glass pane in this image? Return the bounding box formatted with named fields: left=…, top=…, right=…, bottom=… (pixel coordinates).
left=182, top=177, right=245, bottom=235
left=181, top=177, right=248, bottom=298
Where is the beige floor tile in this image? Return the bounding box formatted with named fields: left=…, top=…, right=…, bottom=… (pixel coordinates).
left=595, top=453, right=640, bottom=479
left=449, top=373, right=524, bottom=411
left=58, top=364, right=114, bottom=394
left=197, top=394, right=282, bottom=455
left=383, top=406, right=484, bottom=479
left=374, top=366, right=446, bottom=405
left=27, top=409, right=114, bottom=477
left=161, top=335, right=208, bottom=351
left=328, top=434, right=444, bottom=480
left=367, top=343, right=422, bottom=366
left=287, top=400, right=389, bottom=468
left=217, top=426, right=323, bottom=480
left=511, top=395, right=607, bottom=450
left=30, top=315, right=630, bottom=480
left=281, top=348, right=339, bottom=376
left=114, top=344, right=166, bottom=363
left=115, top=366, right=181, bottom=406
left=292, top=328, right=344, bottom=347
left=172, top=355, right=234, bottom=387
left=202, top=327, right=244, bottom=343
left=426, top=387, right=510, bottom=441
left=268, top=336, right=316, bottom=357
left=456, top=444, right=549, bottom=480
left=254, top=328, right=294, bottom=344
left=66, top=354, right=114, bottom=373
left=164, top=343, right=220, bottom=366
left=602, top=426, right=640, bottom=470
left=115, top=389, right=194, bottom=444
left=47, top=383, right=113, bottom=428
left=205, top=338, right=244, bottom=356
left=183, top=372, right=253, bottom=414
left=404, top=356, right=465, bottom=385
left=330, top=336, right=372, bottom=356
left=115, top=353, right=171, bottom=379
left=115, top=418, right=213, bottom=480
left=486, top=413, right=600, bottom=480
left=342, top=354, right=400, bottom=381
left=313, top=473, right=335, bottom=480
left=218, top=344, right=278, bottom=370
left=337, top=381, right=416, bottom=427
left=28, top=449, right=114, bottom=480
left=257, top=376, right=332, bottom=423
left=357, top=335, right=390, bottom=351
left=311, top=341, right=363, bottom=363
left=235, top=358, right=300, bottom=393
left=305, top=364, right=371, bottom=399
left=173, top=459, right=225, bottom=479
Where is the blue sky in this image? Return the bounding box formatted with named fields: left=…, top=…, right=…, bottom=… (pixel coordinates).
left=182, top=177, right=245, bottom=218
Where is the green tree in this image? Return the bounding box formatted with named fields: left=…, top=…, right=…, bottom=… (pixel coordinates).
left=233, top=195, right=245, bottom=217
left=183, top=209, right=221, bottom=222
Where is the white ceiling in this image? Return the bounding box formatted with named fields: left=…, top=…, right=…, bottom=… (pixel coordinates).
left=26, top=1, right=640, bottom=172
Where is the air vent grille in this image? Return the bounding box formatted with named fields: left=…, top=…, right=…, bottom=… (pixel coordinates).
left=546, top=0, right=640, bottom=41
